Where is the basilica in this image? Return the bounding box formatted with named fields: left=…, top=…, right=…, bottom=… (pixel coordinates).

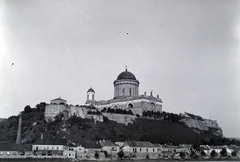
left=85, top=68, right=163, bottom=115
left=44, top=68, right=163, bottom=122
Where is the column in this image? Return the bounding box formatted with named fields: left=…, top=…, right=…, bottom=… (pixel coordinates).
left=117, top=84, right=119, bottom=97
left=114, top=85, right=116, bottom=97
left=131, top=84, right=134, bottom=96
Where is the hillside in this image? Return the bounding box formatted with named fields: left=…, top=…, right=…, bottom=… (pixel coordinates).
left=0, top=103, right=239, bottom=146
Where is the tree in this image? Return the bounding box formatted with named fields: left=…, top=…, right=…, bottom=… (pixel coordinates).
left=231, top=151, right=237, bottom=157
left=54, top=113, right=64, bottom=122
left=146, top=154, right=150, bottom=159
left=220, top=148, right=227, bottom=157
left=180, top=152, right=185, bottom=158
left=201, top=150, right=206, bottom=156
left=24, top=105, right=32, bottom=113
left=210, top=150, right=217, bottom=157
left=103, top=151, right=108, bottom=158
left=94, top=152, right=99, bottom=159
left=117, top=150, right=124, bottom=160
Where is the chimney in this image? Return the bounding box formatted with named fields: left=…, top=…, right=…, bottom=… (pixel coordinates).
left=16, top=113, right=22, bottom=144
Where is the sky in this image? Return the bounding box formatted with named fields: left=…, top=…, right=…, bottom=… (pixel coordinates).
left=0, top=0, right=240, bottom=138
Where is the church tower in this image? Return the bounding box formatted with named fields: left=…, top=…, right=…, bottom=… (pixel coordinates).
left=87, top=87, right=95, bottom=101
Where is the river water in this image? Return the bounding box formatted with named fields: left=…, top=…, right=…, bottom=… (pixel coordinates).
left=0, top=160, right=237, bottom=162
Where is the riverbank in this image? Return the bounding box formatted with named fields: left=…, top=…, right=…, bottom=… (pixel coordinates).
left=0, top=157, right=240, bottom=162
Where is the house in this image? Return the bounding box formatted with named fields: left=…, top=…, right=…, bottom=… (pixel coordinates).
left=64, top=146, right=77, bottom=159
left=153, top=144, right=162, bottom=153
left=78, top=142, right=102, bottom=160
left=81, top=142, right=102, bottom=153
left=122, top=141, right=159, bottom=159
left=162, top=144, right=175, bottom=153
left=229, top=145, right=240, bottom=157
left=100, top=140, right=120, bottom=154
left=209, top=145, right=223, bottom=155
left=50, top=97, right=67, bottom=105
left=175, top=144, right=191, bottom=155
left=210, top=145, right=233, bottom=156
left=122, top=141, right=156, bottom=153
left=161, top=144, right=175, bottom=158
left=115, top=142, right=124, bottom=147
left=32, top=132, right=68, bottom=156
left=0, top=142, right=24, bottom=157
left=22, top=144, right=33, bottom=156
left=75, top=145, right=85, bottom=159
left=199, top=145, right=211, bottom=155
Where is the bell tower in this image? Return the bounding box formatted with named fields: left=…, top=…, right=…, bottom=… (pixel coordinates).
left=87, top=87, right=95, bottom=101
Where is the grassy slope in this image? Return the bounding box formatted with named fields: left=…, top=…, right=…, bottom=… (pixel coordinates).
left=53, top=116, right=217, bottom=145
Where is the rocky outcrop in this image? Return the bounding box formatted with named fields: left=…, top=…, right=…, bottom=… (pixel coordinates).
left=181, top=118, right=209, bottom=131
left=180, top=117, right=223, bottom=137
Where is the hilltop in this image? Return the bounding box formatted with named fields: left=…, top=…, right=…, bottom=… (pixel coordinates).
left=0, top=102, right=239, bottom=146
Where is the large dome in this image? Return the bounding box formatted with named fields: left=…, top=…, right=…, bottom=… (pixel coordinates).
left=117, top=69, right=137, bottom=80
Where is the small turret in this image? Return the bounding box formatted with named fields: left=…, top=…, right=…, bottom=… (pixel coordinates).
left=87, top=87, right=95, bottom=101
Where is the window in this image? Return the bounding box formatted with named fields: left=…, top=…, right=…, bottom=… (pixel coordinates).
left=57, top=147, right=58, bottom=150
left=112, top=147, right=117, bottom=151
left=130, top=88, right=132, bottom=96
left=153, top=148, right=154, bottom=152
left=123, top=88, right=125, bottom=95
left=133, top=148, right=137, bottom=153
left=128, top=103, right=133, bottom=108
left=140, top=148, right=141, bottom=152
left=147, top=148, right=148, bottom=152
left=151, top=102, right=155, bottom=108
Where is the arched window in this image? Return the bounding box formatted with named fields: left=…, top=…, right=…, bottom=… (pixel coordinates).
left=128, top=103, right=133, bottom=108
left=151, top=102, right=155, bottom=108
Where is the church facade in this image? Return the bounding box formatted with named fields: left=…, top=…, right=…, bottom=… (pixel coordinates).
left=85, top=68, right=163, bottom=115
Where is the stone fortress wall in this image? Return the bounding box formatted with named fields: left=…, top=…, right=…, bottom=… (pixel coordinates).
left=44, top=104, right=68, bottom=121
left=102, top=113, right=136, bottom=125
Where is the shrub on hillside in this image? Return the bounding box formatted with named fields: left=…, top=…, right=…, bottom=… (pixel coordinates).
left=210, top=150, right=217, bottom=157
left=117, top=150, right=124, bottom=160
left=220, top=148, right=227, bottom=157
left=231, top=151, right=237, bottom=157
left=201, top=150, right=206, bottom=156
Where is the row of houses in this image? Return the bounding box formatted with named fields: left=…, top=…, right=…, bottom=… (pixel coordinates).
left=199, top=144, right=240, bottom=156
left=0, top=134, right=190, bottom=160
left=0, top=133, right=240, bottom=160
